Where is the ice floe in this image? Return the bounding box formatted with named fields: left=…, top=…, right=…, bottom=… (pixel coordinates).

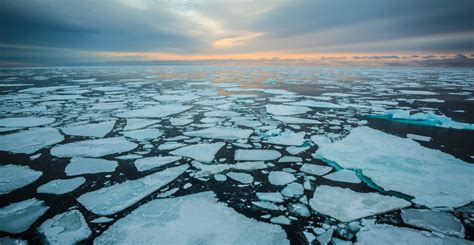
left=0, top=127, right=64, bottom=154
left=122, top=128, right=163, bottom=141
left=133, top=156, right=181, bottom=172
left=265, top=131, right=306, bottom=146
left=51, top=137, right=138, bottom=158
left=314, top=126, right=474, bottom=208
left=170, top=143, right=224, bottom=162
left=62, top=120, right=116, bottom=138
left=300, top=164, right=333, bottom=176
left=371, top=110, right=474, bottom=130
left=323, top=169, right=361, bottom=184
left=123, top=119, right=159, bottom=131
left=234, top=149, right=281, bottom=161
left=268, top=171, right=297, bottom=186
left=0, top=165, right=42, bottom=195
left=78, top=164, right=188, bottom=215
left=309, top=186, right=411, bottom=222
left=0, top=117, right=55, bottom=128
left=38, top=210, right=91, bottom=245
left=184, top=127, right=252, bottom=140
left=95, top=192, right=289, bottom=244
left=226, top=172, right=254, bottom=184
left=273, top=116, right=321, bottom=124
left=65, top=157, right=118, bottom=176
left=0, top=198, right=49, bottom=234
left=265, top=104, right=311, bottom=116
left=37, top=177, right=85, bottom=195
left=401, top=209, right=465, bottom=237
left=116, top=104, right=192, bottom=118
left=356, top=224, right=471, bottom=245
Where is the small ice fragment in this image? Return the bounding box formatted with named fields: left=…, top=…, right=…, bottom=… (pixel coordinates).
left=226, top=172, right=254, bottom=184
left=256, top=192, right=284, bottom=203
left=184, top=127, right=252, bottom=140
left=65, top=157, right=118, bottom=176
left=234, top=149, right=281, bottom=161
left=270, top=215, right=291, bottom=225
left=252, top=201, right=279, bottom=211
left=134, top=156, right=182, bottom=172
left=214, top=174, right=227, bottom=182
left=406, top=133, right=431, bottom=142
left=281, top=183, right=304, bottom=197
left=300, top=164, right=332, bottom=176
left=265, top=104, right=311, bottom=116
left=37, top=177, right=85, bottom=195
left=268, top=171, right=297, bottom=186
left=170, top=143, right=224, bottom=162
left=323, top=169, right=361, bottom=184
left=38, top=210, right=91, bottom=245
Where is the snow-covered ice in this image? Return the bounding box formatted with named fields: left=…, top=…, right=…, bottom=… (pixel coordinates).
left=51, top=137, right=138, bottom=158
left=0, top=199, right=49, bottom=234
left=309, top=186, right=411, bottom=222
left=170, top=143, right=224, bottom=162
left=94, top=192, right=289, bottom=244
left=0, top=127, right=64, bottom=154
left=37, top=177, right=85, bottom=195
left=38, top=210, right=91, bottom=245
left=314, top=126, right=474, bottom=208
left=78, top=164, right=188, bottom=215
left=0, top=165, right=42, bottom=195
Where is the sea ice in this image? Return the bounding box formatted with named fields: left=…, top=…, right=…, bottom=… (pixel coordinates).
left=116, top=104, right=192, bottom=118
left=94, top=192, right=289, bottom=244
left=252, top=201, right=279, bottom=211
left=372, top=110, right=474, bottom=130
left=268, top=171, right=297, bottom=186
left=265, top=104, right=311, bottom=116
left=273, top=116, right=321, bottom=124
left=191, top=161, right=266, bottom=177
left=270, top=215, right=291, bottom=225
left=122, top=128, right=163, bottom=141
left=401, top=209, right=465, bottom=237
left=399, top=90, right=438, bottom=95
left=406, top=133, right=431, bottom=142
left=0, top=165, right=42, bottom=195
left=286, top=100, right=346, bottom=109
left=309, top=186, right=411, bottom=222
left=323, top=169, right=361, bottom=184
left=123, top=119, right=159, bottom=131
left=234, top=149, right=281, bottom=161
left=226, top=172, right=254, bottom=184
left=281, top=183, right=304, bottom=197
left=300, top=164, right=333, bottom=176
left=78, top=164, right=188, bottom=215
left=65, top=157, right=118, bottom=176
left=0, top=199, right=49, bottom=234
left=184, top=127, right=252, bottom=140
left=134, top=156, right=182, bottom=172
left=38, top=210, right=91, bottom=245
left=51, top=137, right=138, bottom=158
left=170, top=143, right=224, bottom=162
left=257, top=192, right=284, bottom=203
left=355, top=224, right=471, bottom=245
left=265, top=132, right=306, bottom=146
left=37, top=177, right=86, bottom=195
left=0, top=127, right=64, bottom=154
left=62, top=120, right=116, bottom=138
left=314, top=126, right=474, bottom=208
left=0, top=117, right=55, bottom=128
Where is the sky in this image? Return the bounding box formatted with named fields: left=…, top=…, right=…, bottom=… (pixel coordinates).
left=0, top=0, right=473, bottom=66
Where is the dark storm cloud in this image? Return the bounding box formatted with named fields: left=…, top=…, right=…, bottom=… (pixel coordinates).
left=0, top=0, right=204, bottom=52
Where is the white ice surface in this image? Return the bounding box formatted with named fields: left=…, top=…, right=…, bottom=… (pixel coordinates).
left=184, top=127, right=252, bottom=140
left=116, top=104, right=192, bottom=118
left=0, top=165, right=42, bottom=195
left=122, top=128, right=163, bottom=141
left=323, top=169, right=361, bottom=184
left=300, top=164, right=333, bottom=176
left=78, top=164, right=188, bottom=215
left=95, top=192, right=289, bottom=245
left=38, top=210, right=91, bottom=245
left=0, top=127, right=64, bottom=154
left=0, top=198, right=49, bottom=234
left=226, top=172, right=254, bottom=184
left=314, top=126, right=474, bottom=208
left=170, top=143, right=224, bottom=162
left=234, top=149, right=281, bottom=161
left=37, top=177, right=85, bottom=195
left=65, top=157, right=118, bottom=176
left=134, top=156, right=182, bottom=172
left=0, top=117, right=55, bottom=128
left=309, top=186, right=410, bottom=222
left=51, top=137, right=137, bottom=158
left=401, top=209, right=465, bottom=238
left=268, top=171, right=297, bottom=186
left=265, top=104, right=311, bottom=116
left=273, top=116, right=321, bottom=124
left=62, top=120, right=115, bottom=138
left=265, top=132, right=306, bottom=146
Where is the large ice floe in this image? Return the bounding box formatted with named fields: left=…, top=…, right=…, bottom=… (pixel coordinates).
left=184, top=127, right=253, bottom=140
left=116, top=104, right=192, bottom=118
left=94, top=192, right=289, bottom=244
left=309, top=186, right=411, bottom=222
left=371, top=110, right=474, bottom=130
left=77, top=164, right=188, bottom=215
left=313, top=126, right=474, bottom=208
left=0, top=117, right=55, bottom=128
left=0, top=127, right=64, bottom=154
left=50, top=137, right=138, bottom=158
left=38, top=210, right=91, bottom=245
left=355, top=224, right=471, bottom=245
left=61, top=120, right=116, bottom=137
left=170, top=143, right=224, bottom=162
left=0, top=165, right=42, bottom=195
left=0, top=198, right=49, bottom=234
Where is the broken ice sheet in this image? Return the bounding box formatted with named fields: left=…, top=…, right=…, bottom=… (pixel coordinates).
left=309, top=185, right=411, bottom=222
left=0, top=164, right=42, bottom=195
left=323, top=169, right=361, bottom=184
left=51, top=137, right=137, bottom=158
left=170, top=143, right=224, bottom=162
left=0, top=127, right=64, bottom=154
left=78, top=164, right=189, bottom=215
left=265, top=104, right=311, bottom=116
left=184, top=127, right=253, bottom=140
left=65, top=157, right=118, bottom=176
left=234, top=149, right=281, bottom=161
left=226, top=172, right=254, bottom=184
left=116, top=104, right=192, bottom=118
left=37, top=177, right=86, bottom=195
left=0, top=198, right=49, bottom=234
left=371, top=110, right=474, bottom=130
left=264, top=131, right=306, bottom=146
left=133, top=156, right=182, bottom=172
left=95, top=192, right=289, bottom=244
left=401, top=209, right=465, bottom=238
left=314, top=126, right=474, bottom=208
left=122, top=128, right=163, bottom=141
left=0, top=117, right=55, bottom=128
left=268, top=171, right=297, bottom=186
left=61, top=120, right=116, bottom=138
left=38, top=210, right=91, bottom=245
